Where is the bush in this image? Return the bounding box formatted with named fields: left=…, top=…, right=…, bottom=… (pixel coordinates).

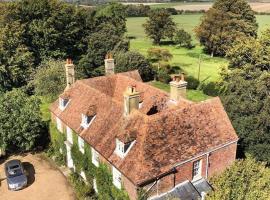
left=186, top=76, right=200, bottom=89
left=174, top=29, right=193, bottom=49
left=114, top=51, right=154, bottom=82
left=157, top=70, right=171, bottom=84
left=198, top=81, right=220, bottom=96
left=68, top=172, right=96, bottom=200
left=34, top=59, right=66, bottom=102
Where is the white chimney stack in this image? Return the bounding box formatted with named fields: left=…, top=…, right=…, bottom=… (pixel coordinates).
left=65, top=58, right=75, bottom=90
left=105, top=53, right=115, bottom=76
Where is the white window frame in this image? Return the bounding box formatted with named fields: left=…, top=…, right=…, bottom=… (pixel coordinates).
left=81, top=114, right=96, bottom=129
left=112, top=166, right=122, bottom=189
left=56, top=117, right=63, bottom=133
left=66, top=126, right=73, bottom=144
left=78, top=136, right=85, bottom=154
left=91, top=147, right=99, bottom=167
left=59, top=98, right=69, bottom=111
left=192, top=159, right=202, bottom=181
left=115, top=139, right=136, bottom=159
left=93, top=178, right=98, bottom=193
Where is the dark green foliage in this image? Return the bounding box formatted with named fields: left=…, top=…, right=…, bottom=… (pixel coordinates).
left=68, top=172, right=95, bottom=200
left=220, top=65, right=270, bottom=162
left=226, top=34, right=270, bottom=71
left=2, top=0, right=92, bottom=63
left=114, top=51, right=154, bottom=82
left=198, top=81, right=220, bottom=96
left=48, top=122, right=66, bottom=166
left=125, top=4, right=150, bottom=17
left=207, top=156, right=270, bottom=199
left=78, top=23, right=129, bottom=78
left=66, top=129, right=129, bottom=200
left=195, top=0, right=258, bottom=56
left=220, top=29, right=270, bottom=163
left=0, top=89, right=45, bottom=152
left=0, top=21, right=34, bottom=91
left=185, top=76, right=199, bottom=90
left=34, top=59, right=66, bottom=102
left=174, top=29, right=193, bottom=49
left=157, top=69, right=171, bottom=84
left=143, top=9, right=176, bottom=45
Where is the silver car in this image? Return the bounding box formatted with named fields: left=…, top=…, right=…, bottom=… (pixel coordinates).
left=5, top=159, right=27, bottom=190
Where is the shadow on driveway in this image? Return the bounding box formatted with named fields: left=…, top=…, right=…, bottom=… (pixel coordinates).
left=22, top=162, right=35, bottom=187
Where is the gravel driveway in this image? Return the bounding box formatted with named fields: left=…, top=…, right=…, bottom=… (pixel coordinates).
left=0, top=153, right=75, bottom=200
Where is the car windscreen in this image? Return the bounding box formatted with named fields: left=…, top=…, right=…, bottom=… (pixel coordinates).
left=7, top=165, right=23, bottom=177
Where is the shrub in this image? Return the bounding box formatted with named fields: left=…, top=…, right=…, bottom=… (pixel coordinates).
left=68, top=172, right=96, bottom=200
left=186, top=76, right=200, bottom=90
left=198, top=81, right=220, bottom=96
left=157, top=70, right=171, bottom=84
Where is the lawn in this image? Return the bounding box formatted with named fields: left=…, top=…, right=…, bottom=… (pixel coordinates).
left=126, top=14, right=270, bottom=83
left=126, top=14, right=270, bottom=100
left=150, top=81, right=210, bottom=102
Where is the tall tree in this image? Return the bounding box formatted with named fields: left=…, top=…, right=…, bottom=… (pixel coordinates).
left=114, top=51, right=154, bottom=82
left=78, top=23, right=129, bottom=78
left=220, top=29, right=270, bottom=162
left=0, top=89, right=45, bottom=152
left=207, top=156, right=270, bottom=200
left=34, top=59, right=66, bottom=102
left=195, top=0, right=258, bottom=56
left=0, top=21, right=34, bottom=91
left=143, top=9, right=176, bottom=45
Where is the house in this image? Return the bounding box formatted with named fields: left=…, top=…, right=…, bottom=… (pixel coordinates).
left=50, top=57, right=238, bottom=200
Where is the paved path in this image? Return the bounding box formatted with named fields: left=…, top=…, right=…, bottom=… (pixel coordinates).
left=0, top=153, right=75, bottom=200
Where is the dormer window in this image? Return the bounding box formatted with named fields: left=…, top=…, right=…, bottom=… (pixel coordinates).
left=59, top=98, right=69, bottom=111
left=115, top=138, right=136, bottom=158
left=81, top=105, right=97, bottom=129
left=81, top=114, right=96, bottom=129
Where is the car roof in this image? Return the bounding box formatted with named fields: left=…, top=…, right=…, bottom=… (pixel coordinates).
left=5, top=159, right=22, bottom=167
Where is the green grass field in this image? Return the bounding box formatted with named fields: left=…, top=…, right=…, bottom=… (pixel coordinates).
left=126, top=14, right=270, bottom=100
left=127, top=14, right=270, bottom=83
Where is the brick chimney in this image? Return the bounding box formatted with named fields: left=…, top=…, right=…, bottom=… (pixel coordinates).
left=65, top=58, right=75, bottom=90
left=105, top=53, right=115, bottom=75
left=170, top=74, right=187, bottom=101
left=124, top=85, right=140, bottom=116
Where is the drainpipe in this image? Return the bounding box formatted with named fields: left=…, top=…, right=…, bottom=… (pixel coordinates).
left=206, top=153, right=210, bottom=179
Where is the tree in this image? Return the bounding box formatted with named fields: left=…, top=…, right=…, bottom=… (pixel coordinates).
left=0, top=89, right=45, bottom=152
left=143, top=9, right=176, bottom=45
left=220, top=29, right=270, bottom=162
left=147, top=47, right=173, bottom=63
left=114, top=51, right=154, bottom=82
left=174, top=29, right=192, bottom=49
left=0, top=21, right=34, bottom=92
left=207, top=156, right=270, bottom=200
left=226, top=30, right=270, bottom=70
left=195, top=0, right=258, bottom=56
left=34, top=59, right=66, bottom=102
left=78, top=23, right=129, bottom=78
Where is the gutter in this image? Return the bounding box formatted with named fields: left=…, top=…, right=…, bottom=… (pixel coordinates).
left=174, top=140, right=238, bottom=168
left=138, top=139, right=238, bottom=187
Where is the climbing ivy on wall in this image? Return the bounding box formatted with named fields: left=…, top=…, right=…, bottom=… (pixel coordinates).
left=69, top=130, right=130, bottom=200
left=48, top=123, right=66, bottom=166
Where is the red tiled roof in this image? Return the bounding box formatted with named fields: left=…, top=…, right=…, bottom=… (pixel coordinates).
left=50, top=70, right=238, bottom=185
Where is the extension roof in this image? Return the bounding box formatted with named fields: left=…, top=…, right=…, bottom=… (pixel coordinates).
left=50, top=70, right=238, bottom=185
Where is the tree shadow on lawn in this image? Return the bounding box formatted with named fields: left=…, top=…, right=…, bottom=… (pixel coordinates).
left=22, top=162, right=35, bottom=187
